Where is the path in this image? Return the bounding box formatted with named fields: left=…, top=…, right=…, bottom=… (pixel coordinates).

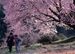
left=17, top=49, right=47, bottom=54
left=17, top=45, right=75, bottom=54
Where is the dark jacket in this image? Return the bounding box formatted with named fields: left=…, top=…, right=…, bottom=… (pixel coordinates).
left=6, top=36, right=14, bottom=46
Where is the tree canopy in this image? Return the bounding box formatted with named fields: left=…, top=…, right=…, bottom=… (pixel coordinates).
left=2, top=0, right=75, bottom=35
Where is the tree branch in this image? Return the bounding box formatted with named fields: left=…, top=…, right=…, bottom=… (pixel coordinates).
left=33, top=16, right=50, bottom=22
left=41, top=12, right=60, bottom=22
left=49, top=7, right=61, bottom=19
left=59, top=0, right=62, bottom=9
left=29, top=1, right=60, bottom=22
left=63, top=21, right=75, bottom=30
left=53, top=0, right=62, bottom=13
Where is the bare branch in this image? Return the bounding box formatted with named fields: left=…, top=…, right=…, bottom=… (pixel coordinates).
left=33, top=16, right=57, bottom=22
left=53, top=0, right=62, bottom=13
left=33, top=16, right=50, bottom=22
left=41, top=12, right=60, bottom=22
left=49, top=7, right=61, bottom=19
left=59, top=0, right=62, bottom=9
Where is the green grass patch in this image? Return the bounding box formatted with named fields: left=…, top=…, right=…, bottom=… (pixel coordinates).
left=54, top=36, right=75, bottom=43
left=31, top=43, right=41, bottom=47
left=21, top=47, right=36, bottom=52
left=53, top=40, right=62, bottom=42
left=63, top=36, right=75, bottom=41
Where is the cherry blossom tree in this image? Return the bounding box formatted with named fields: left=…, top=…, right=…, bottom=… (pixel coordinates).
left=1, top=0, right=75, bottom=45
left=1, top=0, right=75, bottom=34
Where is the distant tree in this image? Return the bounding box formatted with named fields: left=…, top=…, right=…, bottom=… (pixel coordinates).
left=20, top=32, right=40, bottom=46
left=0, top=4, right=7, bottom=45
left=58, top=33, right=67, bottom=40
left=37, top=34, right=59, bottom=43
left=52, top=35, right=59, bottom=41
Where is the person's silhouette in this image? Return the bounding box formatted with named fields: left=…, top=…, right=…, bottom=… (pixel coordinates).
left=7, top=33, right=14, bottom=52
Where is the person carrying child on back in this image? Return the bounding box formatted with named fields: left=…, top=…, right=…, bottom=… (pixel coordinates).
left=14, top=35, right=22, bottom=52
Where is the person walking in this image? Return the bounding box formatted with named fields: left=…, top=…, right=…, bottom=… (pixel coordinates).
left=6, top=33, right=15, bottom=53
left=15, top=35, right=22, bottom=52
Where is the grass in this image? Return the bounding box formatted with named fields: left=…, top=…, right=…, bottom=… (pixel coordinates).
left=21, top=47, right=36, bottom=52
left=0, top=43, right=42, bottom=54
left=61, top=36, right=75, bottom=42
left=31, top=43, right=41, bottom=47
left=41, top=41, right=75, bottom=49
left=56, top=41, right=75, bottom=47
left=2, top=42, right=75, bottom=54
left=0, top=47, right=17, bottom=54
left=53, top=40, right=62, bottom=42
left=54, top=36, right=75, bottom=43
left=0, top=43, right=74, bottom=54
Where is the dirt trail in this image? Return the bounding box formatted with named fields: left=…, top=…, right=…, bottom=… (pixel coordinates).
left=17, top=45, right=75, bottom=54
left=39, top=48, right=75, bottom=54
left=17, top=49, right=47, bottom=54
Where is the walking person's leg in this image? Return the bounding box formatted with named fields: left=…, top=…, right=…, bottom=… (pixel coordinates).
left=18, top=42, right=21, bottom=51
left=8, top=44, right=11, bottom=53
left=8, top=46, right=11, bottom=52
left=10, top=45, right=12, bottom=52
left=16, top=44, right=18, bottom=52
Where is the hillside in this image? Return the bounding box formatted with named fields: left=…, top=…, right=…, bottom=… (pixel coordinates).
left=54, top=36, right=75, bottom=44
